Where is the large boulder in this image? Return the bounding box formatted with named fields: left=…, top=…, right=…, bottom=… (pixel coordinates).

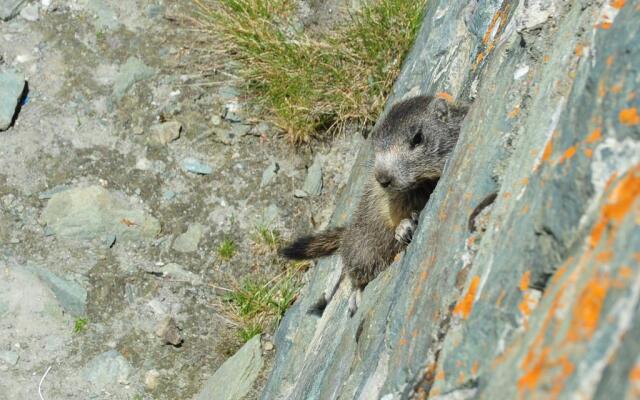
left=263, top=1, right=640, bottom=399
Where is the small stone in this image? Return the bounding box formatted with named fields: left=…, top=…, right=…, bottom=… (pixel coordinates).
left=0, top=0, right=28, bottom=21
left=162, top=190, right=176, bottom=201
left=223, top=102, right=243, bottom=122
left=151, top=121, right=182, bottom=145
left=210, top=115, right=222, bottom=126
left=0, top=70, right=26, bottom=131
left=155, top=317, right=183, bottom=346
left=172, top=224, right=204, bottom=253
left=263, top=341, right=274, bottom=351
left=112, top=57, right=155, bottom=101
left=0, top=351, right=19, bottom=366
left=302, top=156, right=323, bottom=196
left=161, top=263, right=202, bottom=285
left=19, top=2, right=38, bottom=21
left=83, top=350, right=132, bottom=387
left=26, top=266, right=87, bottom=317
left=260, top=161, right=279, bottom=188
left=293, top=189, right=308, bottom=198
left=145, top=369, right=161, bottom=390
left=181, top=158, right=213, bottom=175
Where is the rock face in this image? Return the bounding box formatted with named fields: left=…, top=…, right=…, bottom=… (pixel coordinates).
left=263, top=1, right=640, bottom=399
left=196, top=335, right=264, bottom=400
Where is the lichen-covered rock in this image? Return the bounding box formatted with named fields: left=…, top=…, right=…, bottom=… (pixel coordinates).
left=263, top=1, right=640, bottom=399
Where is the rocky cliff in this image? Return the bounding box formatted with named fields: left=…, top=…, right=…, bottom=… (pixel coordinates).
left=263, top=0, right=640, bottom=398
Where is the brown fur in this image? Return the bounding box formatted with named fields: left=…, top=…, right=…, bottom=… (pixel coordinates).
left=281, top=95, right=469, bottom=290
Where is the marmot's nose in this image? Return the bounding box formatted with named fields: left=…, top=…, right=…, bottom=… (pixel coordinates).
left=375, top=171, right=392, bottom=188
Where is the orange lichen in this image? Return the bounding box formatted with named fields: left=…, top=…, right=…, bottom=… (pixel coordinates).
left=589, top=166, right=639, bottom=247
left=543, top=55, right=551, bottom=63
left=619, top=107, right=640, bottom=125
left=508, top=105, right=521, bottom=118
left=471, top=361, right=480, bottom=376
left=598, top=80, right=607, bottom=97
left=520, top=177, right=529, bottom=186
left=584, top=148, right=593, bottom=158
left=436, top=92, right=454, bottom=103
left=435, top=369, right=445, bottom=381
left=611, top=0, right=626, bottom=9
left=630, top=365, right=640, bottom=381
left=586, top=128, right=602, bottom=143
left=453, top=276, right=481, bottom=319
left=596, top=251, right=613, bottom=263
left=598, top=22, right=613, bottom=30
left=611, top=84, right=623, bottom=94
left=520, top=271, right=531, bottom=291
left=619, top=266, right=633, bottom=279
left=518, top=347, right=551, bottom=391
left=542, top=139, right=554, bottom=162
left=606, top=55, right=615, bottom=66
left=399, top=338, right=408, bottom=346
left=567, top=277, right=609, bottom=341
left=574, top=44, right=585, bottom=56
left=560, top=146, right=577, bottom=163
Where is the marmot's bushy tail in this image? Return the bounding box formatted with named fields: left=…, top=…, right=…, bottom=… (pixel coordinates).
left=280, top=227, right=344, bottom=259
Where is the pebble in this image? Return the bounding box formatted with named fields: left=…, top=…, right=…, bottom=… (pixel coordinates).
left=293, top=189, right=308, bottom=198
left=0, top=70, right=26, bottom=131
left=263, top=341, right=274, bottom=351
left=83, top=350, right=132, bottom=387
left=172, top=223, right=205, bottom=253
left=151, top=120, right=182, bottom=145
left=260, top=161, right=279, bottom=188
left=0, top=0, right=28, bottom=21
left=302, top=156, right=323, bottom=196
left=112, top=57, right=156, bottom=101
left=210, top=115, right=222, bottom=126
left=181, top=158, right=213, bottom=175
left=155, top=317, right=183, bottom=346
left=19, top=2, right=38, bottom=21
left=145, top=369, right=161, bottom=390
left=0, top=351, right=19, bottom=366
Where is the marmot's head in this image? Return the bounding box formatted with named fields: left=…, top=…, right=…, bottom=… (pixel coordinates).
left=372, top=95, right=465, bottom=192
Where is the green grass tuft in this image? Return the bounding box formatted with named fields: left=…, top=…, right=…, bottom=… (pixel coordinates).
left=194, top=0, right=426, bottom=143
left=73, top=318, right=89, bottom=333
left=217, top=237, right=238, bottom=260
left=223, top=264, right=305, bottom=342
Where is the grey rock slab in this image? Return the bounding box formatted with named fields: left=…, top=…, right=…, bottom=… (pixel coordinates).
left=262, top=1, right=640, bottom=399
left=85, top=0, right=119, bottom=30
left=181, top=158, right=213, bottom=175
left=172, top=224, right=205, bottom=253
left=0, top=0, right=27, bottom=20
left=41, top=185, right=161, bottom=242
left=83, top=350, right=132, bottom=388
left=151, top=120, right=182, bottom=145
left=260, top=161, right=279, bottom=188
left=301, top=156, right=323, bottom=196
left=26, top=265, right=87, bottom=317
left=112, top=57, right=155, bottom=101
left=0, top=70, right=25, bottom=131
left=195, top=335, right=264, bottom=400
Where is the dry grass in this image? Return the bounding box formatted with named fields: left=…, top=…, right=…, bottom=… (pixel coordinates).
left=193, top=0, right=426, bottom=143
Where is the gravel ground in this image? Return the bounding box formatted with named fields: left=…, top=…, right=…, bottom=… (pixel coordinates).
left=0, top=1, right=361, bottom=398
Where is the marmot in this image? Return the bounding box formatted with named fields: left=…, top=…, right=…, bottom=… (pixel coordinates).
left=282, top=95, right=468, bottom=308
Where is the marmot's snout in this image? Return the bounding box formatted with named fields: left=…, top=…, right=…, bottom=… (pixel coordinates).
left=374, top=151, right=403, bottom=190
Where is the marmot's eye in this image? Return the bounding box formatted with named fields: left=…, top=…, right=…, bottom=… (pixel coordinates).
left=409, top=129, right=423, bottom=149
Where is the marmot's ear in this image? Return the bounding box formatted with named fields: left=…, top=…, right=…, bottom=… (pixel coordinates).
left=434, top=97, right=450, bottom=119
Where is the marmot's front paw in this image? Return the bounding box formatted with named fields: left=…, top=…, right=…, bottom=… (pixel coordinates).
left=395, top=216, right=418, bottom=245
